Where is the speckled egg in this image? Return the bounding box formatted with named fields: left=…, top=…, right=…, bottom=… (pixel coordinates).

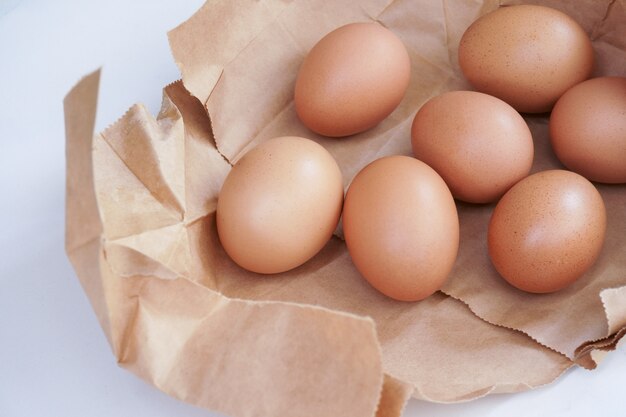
left=488, top=170, right=606, bottom=293
left=411, top=90, right=534, bottom=203
left=459, top=5, right=594, bottom=113
left=550, top=76, right=626, bottom=184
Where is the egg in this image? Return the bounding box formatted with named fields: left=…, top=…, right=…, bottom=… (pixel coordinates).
left=458, top=5, right=594, bottom=113
left=216, top=136, right=344, bottom=274
left=294, top=22, right=411, bottom=137
left=411, top=91, right=533, bottom=203
left=342, top=156, right=459, bottom=301
left=550, top=76, right=626, bottom=184
left=488, top=170, right=606, bottom=293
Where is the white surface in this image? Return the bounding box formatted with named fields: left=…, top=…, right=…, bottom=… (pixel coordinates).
left=0, top=1, right=624, bottom=416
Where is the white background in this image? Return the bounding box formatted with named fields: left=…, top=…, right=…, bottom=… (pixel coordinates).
left=0, top=0, right=624, bottom=416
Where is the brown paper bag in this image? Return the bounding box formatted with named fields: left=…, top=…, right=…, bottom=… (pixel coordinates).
left=168, top=0, right=626, bottom=365
left=65, top=0, right=626, bottom=416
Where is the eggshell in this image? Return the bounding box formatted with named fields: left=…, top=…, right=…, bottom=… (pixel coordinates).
left=216, top=136, right=344, bottom=274
left=550, top=76, right=626, bottom=184
left=294, top=22, right=411, bottom=137
left=411, top=91, right=534, bottom=203
left=342, top=156, right=459, bottom=301
left=458, top=5, right=594, bottom=113
left=488, top=170, right=606, bottom=293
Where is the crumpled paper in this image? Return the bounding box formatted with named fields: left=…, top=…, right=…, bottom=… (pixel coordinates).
left=65, top=0, right=626, bottom=416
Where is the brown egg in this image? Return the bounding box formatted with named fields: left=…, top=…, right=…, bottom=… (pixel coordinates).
left=294, top=22, right=411, bottom=137
left=343, top=156, right=459, bottom=301
left=458, top=5, right=594, bottom=113
left=216, top=136, right=344, bottom=274
left=488, top=170, right=606, bottom=293
left=550, top=76, right=626, bottom=184
left=411, top=91, right=534, bottom=203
